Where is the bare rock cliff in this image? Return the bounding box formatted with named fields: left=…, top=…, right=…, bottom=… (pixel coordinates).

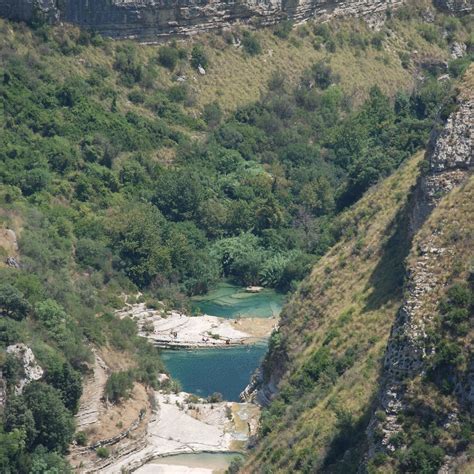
left=0, top=0, right=404, bottom=39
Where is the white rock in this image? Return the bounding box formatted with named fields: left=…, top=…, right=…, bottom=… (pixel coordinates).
left=6, top=344, right=44, bottom=394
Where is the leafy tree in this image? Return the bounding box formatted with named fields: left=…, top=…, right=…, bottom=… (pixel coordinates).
left=0, top=284, right=30, bottom=320
left=35, top=299, right=68, bottom=340
left=4, top=396, right=36, bottom=449
left=45, top=362, right=82, bottom=413
left=107, top=204, right=171, bottom=287
left=153, top=170, right=205, bottom=222
left=0, top=427, right=26, bottom=474
left=23, top=382, right=75, bottom=452
left=29, top=446, right=72, bottom=474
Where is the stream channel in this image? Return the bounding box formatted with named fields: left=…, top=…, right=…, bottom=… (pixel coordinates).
left=156, top=283, right=284, bottom=472
left=161, top=283, right=284, bottom=401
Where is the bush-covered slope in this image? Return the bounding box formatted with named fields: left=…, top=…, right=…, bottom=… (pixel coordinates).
left=0, top=2, right=471, bottom=471
left=244, top=69, right=473, bottom=473
left=245, top=150, right=425, bottom=472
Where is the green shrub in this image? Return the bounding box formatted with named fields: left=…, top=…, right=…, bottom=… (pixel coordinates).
left=96, top=447, right=109, bottom=458
left=0, top=284, right=31, bottom=320
left=448, top=57, right=471, bottom=78
left=242, top=32, right=262, bottom=56
left=158, top=46, right=179, bottom=70
left=75, top=431, right=87, bottom=446
left=417, top=24, right=442, bottom=45
left=227, top=456, right=244, bottom=473
left=114, top=44, right=144, bottom=86
left=207, top=392, right=223, bottom=403
left=203, top=101, right=223, bottom=128
left=399, top=439, right=444, bottom=473
left=190, top=45, right=209, bottom=69
left=128, top=89, right=145, bottom=104
left=104, top=371, right=134, bottom=403
left=168, top=84, right=188, bottom=102
left=371, top=33, right=384, bottom=50
left=274, top=20, right=293, bottom=39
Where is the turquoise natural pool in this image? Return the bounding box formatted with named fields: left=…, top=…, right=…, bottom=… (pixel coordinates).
left=162, top=283, right=284, bottom=401
left=161, top=344, right=268, bottom=401
left=191, top=282, right=284, bottom=319
left=138, top=452, right=245, bottom=473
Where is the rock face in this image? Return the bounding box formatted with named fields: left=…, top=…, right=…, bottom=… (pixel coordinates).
left=0, top=0, right=404, bottom=40
left=0, top=0, right=58, bottom=23
left=367, top=93, right=473, bottom=456
left=5, top=344, right=44, bottom=395
left=434, top=0, right=473, bottom=13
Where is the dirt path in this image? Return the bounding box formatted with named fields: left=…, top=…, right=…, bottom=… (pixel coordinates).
left=75, top=349, right=108, bottom=430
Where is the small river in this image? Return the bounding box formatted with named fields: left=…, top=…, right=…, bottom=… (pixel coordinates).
left=161, top=283, right=284, bottom=401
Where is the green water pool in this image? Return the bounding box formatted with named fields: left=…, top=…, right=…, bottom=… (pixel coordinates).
left=163, top=283, right=284, bottom=401
left=191, top=282, right=285, bottom=319
left=161, top=344, right=267, bottom=401
left=138, top=452, right=245, bottom=473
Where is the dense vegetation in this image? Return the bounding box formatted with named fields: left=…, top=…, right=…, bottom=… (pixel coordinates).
left=0, top=1, right=472, bottom=471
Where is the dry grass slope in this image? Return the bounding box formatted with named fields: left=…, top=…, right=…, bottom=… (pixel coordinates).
left=246, top=151, right=425, bottom=472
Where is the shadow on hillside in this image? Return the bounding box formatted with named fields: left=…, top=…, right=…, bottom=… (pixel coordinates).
left=363, top=188, right=416, bottom=312
left=320, top=365, right=384, bottom=473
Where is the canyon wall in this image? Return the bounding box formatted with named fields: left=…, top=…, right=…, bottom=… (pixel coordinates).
left=367, top=80, right=473, bottom=465
left=0, top=0, right=405, bottom=39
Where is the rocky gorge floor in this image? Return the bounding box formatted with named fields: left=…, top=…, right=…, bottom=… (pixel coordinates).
left=69, top=297, right=267, bottom=473
left=116, top=303, right=277, bottom=348
left=70, top=349, right=259, bottom=473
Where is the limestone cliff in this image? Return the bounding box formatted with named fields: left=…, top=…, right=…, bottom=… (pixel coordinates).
left=434, top=0, right=473, bottom=14
left=367, top=72, right=473, bottom=466
left=0, top=0, right=404, bottom=39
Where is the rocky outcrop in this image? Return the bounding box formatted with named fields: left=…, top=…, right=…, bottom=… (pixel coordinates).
left=0, top=0, right=58, bottom=23
left=75, top=349, right=109, bottom=430
left=0, top=0, right=404, bottom=40
left=5, top=344, right=44, bottom=395
left=434, top=0, right=473, bottom=14
left=367, top=90, right=473, bottom=457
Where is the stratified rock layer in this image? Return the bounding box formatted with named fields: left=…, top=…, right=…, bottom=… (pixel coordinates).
left=0, top=0, right=404, bottom=39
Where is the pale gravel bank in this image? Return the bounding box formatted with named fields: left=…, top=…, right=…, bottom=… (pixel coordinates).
left=101, top=391, right=259, bottom=473
left=135, top=466, right=212, bottom=474
left=116, top=303, right=276, bottom=348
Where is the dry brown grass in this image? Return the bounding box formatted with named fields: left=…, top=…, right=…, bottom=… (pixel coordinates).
left=246, top=152, right=424, bottom=471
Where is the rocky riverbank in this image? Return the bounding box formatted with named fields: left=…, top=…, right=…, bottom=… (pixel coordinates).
left=100, top=391, right=259, bottom=473
left=116, top=303, right=277, bottom=348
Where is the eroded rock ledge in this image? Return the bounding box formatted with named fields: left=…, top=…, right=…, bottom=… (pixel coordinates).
left=0, top=0, right=405, bottom=40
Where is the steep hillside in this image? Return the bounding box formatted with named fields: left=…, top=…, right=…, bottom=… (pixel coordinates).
left=245, top=145, right=425, bottom=473
left=0, top=2, right=471, bottom=472
left=367, top=66, right=473, bottom=472
left=244, top=66, right=473, bottom=473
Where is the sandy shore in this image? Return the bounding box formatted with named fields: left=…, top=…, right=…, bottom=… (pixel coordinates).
left=116, top=304, right=276, bottom=348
